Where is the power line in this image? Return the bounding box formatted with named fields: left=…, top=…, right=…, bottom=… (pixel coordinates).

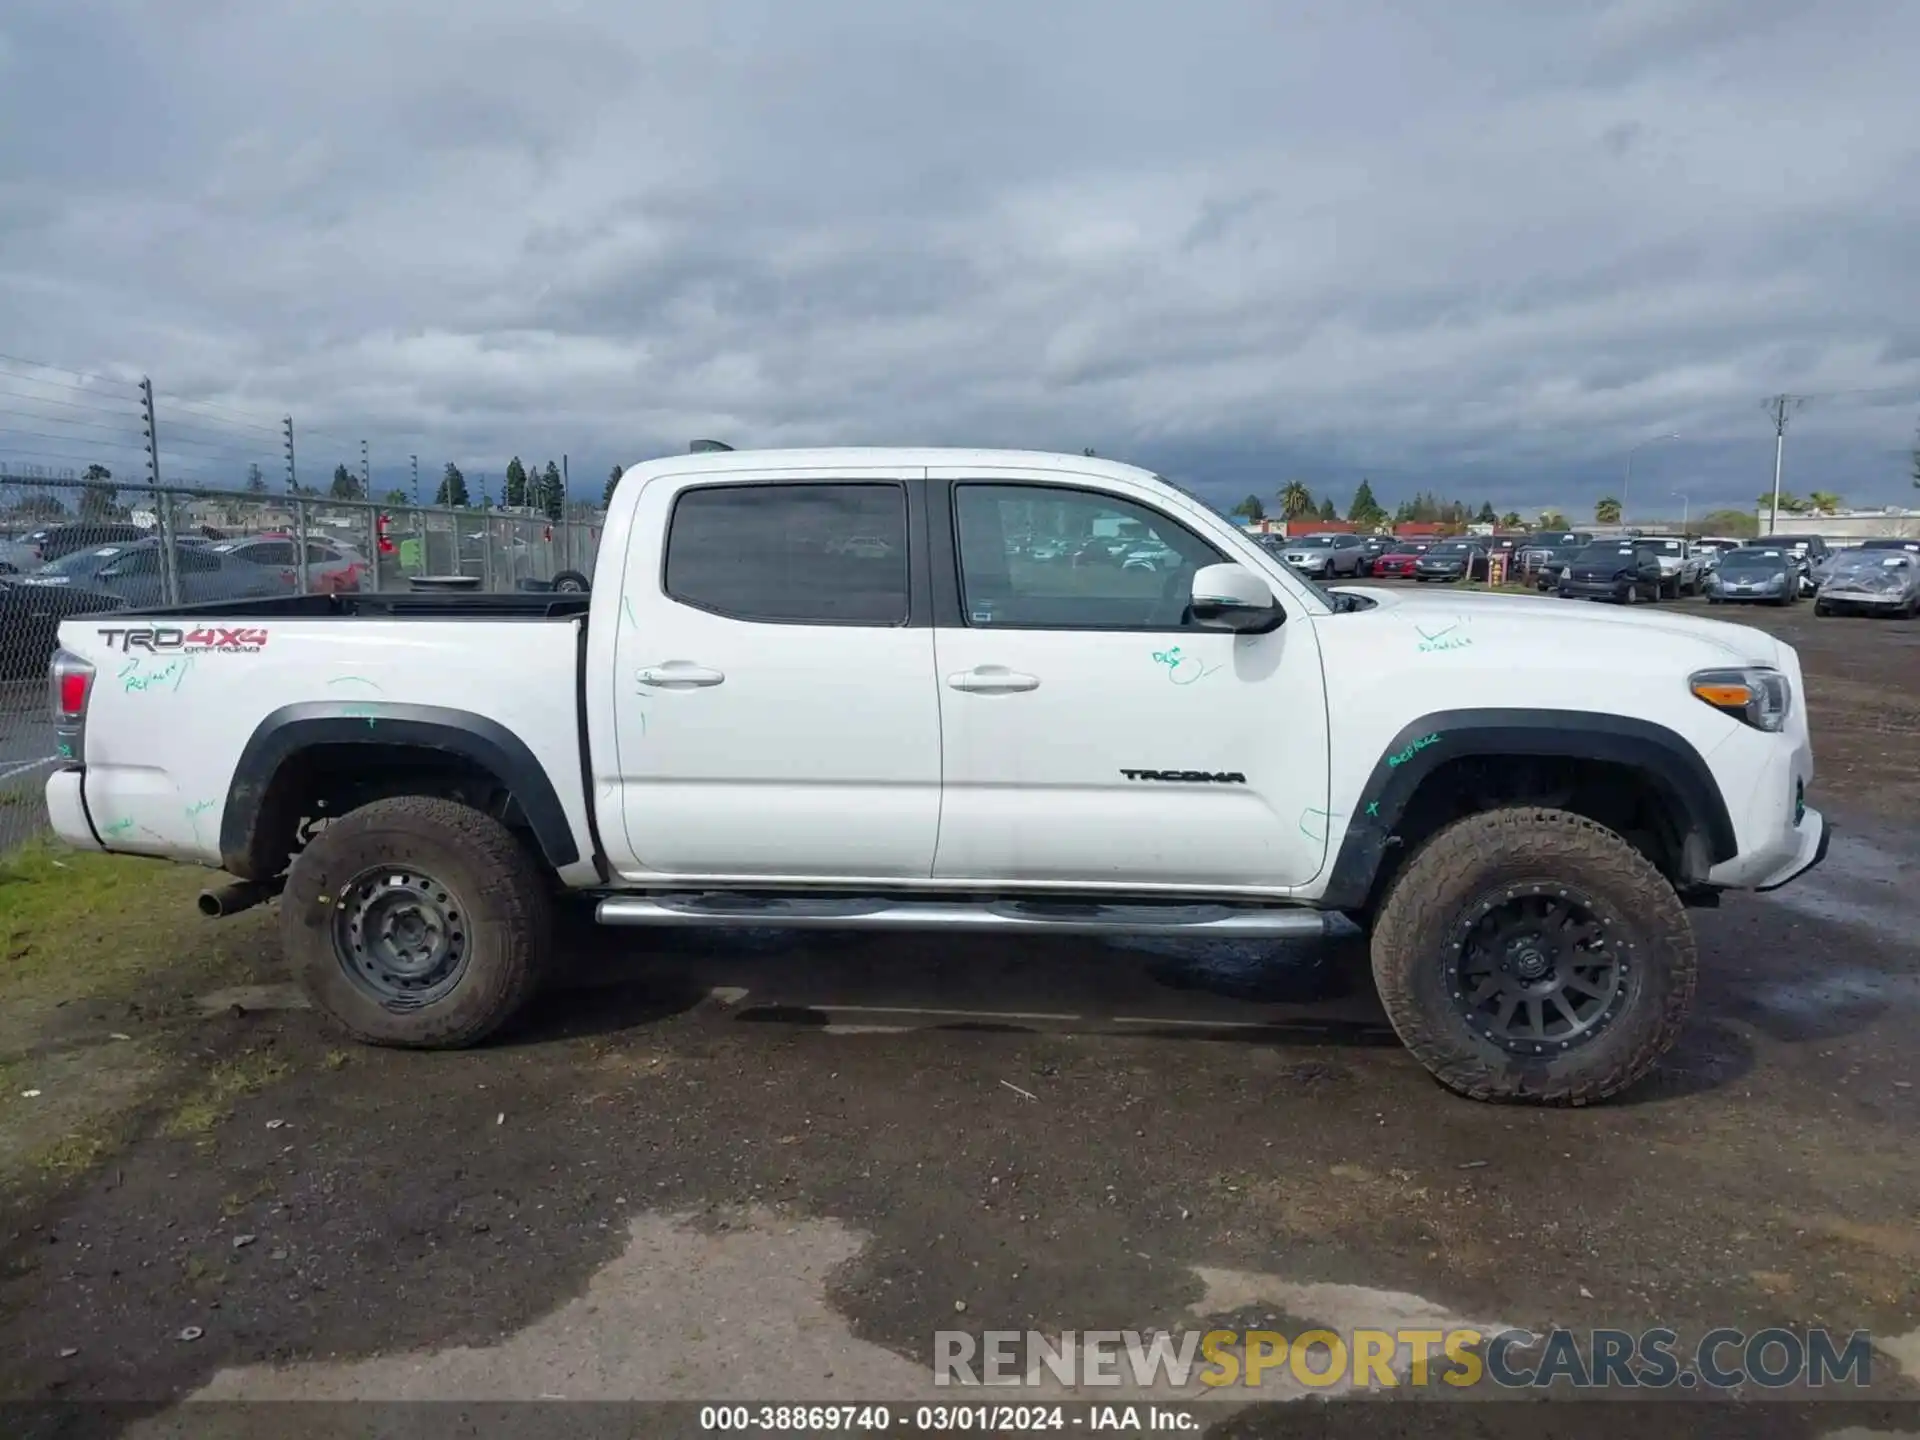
left=0, top=353, right=141, bottom=391
left=151, top=394, right=285, bottom=438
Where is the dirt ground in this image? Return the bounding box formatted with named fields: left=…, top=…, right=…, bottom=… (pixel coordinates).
left=0, top=595, right=1915, bottom=1438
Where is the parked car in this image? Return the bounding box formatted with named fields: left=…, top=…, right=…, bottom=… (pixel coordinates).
left=1352, top=537, right=1392, bottom=577
left=1411, top=539, right=1488, bottom=582
left=1856, top=538, right=1920, bottom=553
left=1557, top=542, right=1663, bottom=605
left=15, top=538, right=295, bottom=609
left=1814, top=549, right=1920, bottom=618
left=16, top=521, right=152, bottom=564
left=1634, top=535, right=1709, bottom=598
left=45, top=444, right=1828, bottom=1107
left=1742, top=535, right=1830, bottom=595
left=0, top=538, right=39, bottom=575
left=1527, top=542, right=1588, bottom=592
left=1704, top=547, right=1798, bottom=607
left=212, top=535, right=368, bottom=594
left=1518, top=531, right=1593, bottom=579
left=1278, top=533, right=1369, bottom=578
left=0, top=575, right=125, bottom=678
left=1369, top=540, right=1433, bottom=579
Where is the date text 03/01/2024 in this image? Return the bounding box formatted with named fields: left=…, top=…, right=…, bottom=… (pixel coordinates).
left=698, top=1404, right=1197, bottom=1432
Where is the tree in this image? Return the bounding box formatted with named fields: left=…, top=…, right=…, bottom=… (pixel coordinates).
left=540, top=461, right=565, bottom=522
left=245, top=464, right=267, bottom=495
left=1230, top=494, right=1266, bottom=523
left=1500, top=511, right=1523, bottom=529
left=330, top=463, right=364, bottom=500
left=435, top=462, right=470, bottom=507
left=1806, top=490, right=1842, bottom=515
left=1277, top=480, right=1315, bottom=520
left=383, top=488, right=410, bottom=506
left=1539, top=509, right=1568, bottom=530
left=79, top=463, right=117, bottom=519
left=1595, top=495, right=1622, bottom=524
left=605, top=464, right=623, bottom=506
left=1347, top=480, right=1385, bottom=528
left=1756, top=490, right=1808, bottom=515
left=505, top=456, right=528, bottom=509
left=1392, top=499, right=1416, bottom=524
left=1475, top=501, right=1498, bottom=524
left=1315, top=496, right=1338, bottom=522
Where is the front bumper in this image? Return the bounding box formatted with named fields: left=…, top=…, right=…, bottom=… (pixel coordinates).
left=1560, top=579, right=1629, bottom=600
left=45, top=768, right=101, bottom=852
left=1711, top=586, right=1788, bottom=602
left=1753, top=811, right=1831, bottom=892
left=1819, top=592, right=1907, bottom=609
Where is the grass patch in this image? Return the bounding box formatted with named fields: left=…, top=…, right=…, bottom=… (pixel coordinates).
left=0, top=841, right=234, bottom=1008
left=164, top=1050, right=292, bottom=1137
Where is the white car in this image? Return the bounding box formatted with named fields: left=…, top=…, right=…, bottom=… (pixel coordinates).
left=1633, top=535, right=1708, bottom=598
left=46, top=448, right=1826, bottom=1106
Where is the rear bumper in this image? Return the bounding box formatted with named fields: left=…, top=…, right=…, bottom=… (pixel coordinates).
left=45, top=768, right=101, bottom=852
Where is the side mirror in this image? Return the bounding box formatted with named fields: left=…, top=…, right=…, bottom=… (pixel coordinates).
left=1191, top=563, right=1282, bottom=632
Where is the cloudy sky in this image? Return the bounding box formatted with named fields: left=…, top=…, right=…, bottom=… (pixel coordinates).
left=3, top=0, right=1919, bottom=519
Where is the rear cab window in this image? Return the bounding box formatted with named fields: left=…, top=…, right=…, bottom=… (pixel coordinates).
left=664, top=482, right=910, bottom=625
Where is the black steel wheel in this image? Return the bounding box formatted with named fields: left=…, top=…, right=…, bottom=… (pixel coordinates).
left=332, top=865, right=470, bottom=1010
left=284, top=795, right=552, bottom=1048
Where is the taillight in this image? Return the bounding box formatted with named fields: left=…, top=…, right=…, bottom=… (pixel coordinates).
left=49, top=649, right=95, bottom=764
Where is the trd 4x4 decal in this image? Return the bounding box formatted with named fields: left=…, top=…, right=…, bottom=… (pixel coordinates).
left=97, top=626, right=269, bottom=654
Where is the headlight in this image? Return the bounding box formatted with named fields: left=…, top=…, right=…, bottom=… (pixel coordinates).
left=1690, top=666, right=1791, bottom=732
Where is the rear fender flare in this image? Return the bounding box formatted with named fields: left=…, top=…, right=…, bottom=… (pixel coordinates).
left=219, top=702, right=579, bottom=876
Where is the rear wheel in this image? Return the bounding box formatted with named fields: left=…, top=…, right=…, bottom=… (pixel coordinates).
left=551, top=569, right=590, bottom=593
left=1370, top=807, right=1696, bottom=1104
left=282, top=796, right=552, bottom=1048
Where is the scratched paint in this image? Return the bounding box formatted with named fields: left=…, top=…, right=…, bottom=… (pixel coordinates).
left=338, top=703, right=380, bottom=728
left=1365, top=800, right=1380, bottom=818
left=327, top=675, right=383, bottom=692
left=1386, top=733, right=1443, bottom=767
left=99, top=817, right=135, bottom=837
left=622, top=595, right=639, bottom=628
left=1298, top=806, right=1344, bottom=842
left=1150, top=645, right=1222, bottom=686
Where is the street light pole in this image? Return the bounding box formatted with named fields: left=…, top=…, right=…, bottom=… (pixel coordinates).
left=1674, top=491, right=1690, bottom=537
left=1621, top=433, right=1681, bottom=527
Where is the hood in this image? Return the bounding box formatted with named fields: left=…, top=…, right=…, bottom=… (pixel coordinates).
left=1326, top=584, right=1780, bottom=667
left=1821, top=565, right=1913, bottom=594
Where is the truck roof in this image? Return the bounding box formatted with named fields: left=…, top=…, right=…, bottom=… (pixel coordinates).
left=617, top=447, right=1160, bottom=484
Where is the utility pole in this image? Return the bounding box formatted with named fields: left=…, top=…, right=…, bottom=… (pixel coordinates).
left=1621, top=433, right=1679, bottom=527
left=283, top=417, right=297, bottom=493
left=1764, top=394, right=1807, bottom=536
left=139, top=377, right=161, bottom=486
left=1673, top=491, right=1690, bottom=537
left=410, top=453, right=419, bottom=505
left=360, top=439, right=371, bottom=497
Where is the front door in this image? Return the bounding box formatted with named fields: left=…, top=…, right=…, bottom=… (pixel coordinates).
left=927, top=471, right=1331, bottom=891
left=609, top=467, right=943, bottom=880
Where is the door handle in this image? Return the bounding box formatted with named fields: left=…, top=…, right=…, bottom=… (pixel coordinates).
left=947, top=666, right=1040, bottom=694
left=637, top=663, right=725, bottom=689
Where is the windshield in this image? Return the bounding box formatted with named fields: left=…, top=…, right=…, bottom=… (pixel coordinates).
left=1828, top=550, right=1912, bottom=576
left=1533, top=532, right=1586, bottom=547
left=1721, top=550, right=1788, bottom=570
left=1644, top=539, right=1685, bottom=553
left=36, top=545, right=127, bottom=577
left=1429, top=542, right=1474, bottom=555
left=1287, top=536, right=1336, bottom=549
left=1574, top=545, right=1634, bottom=563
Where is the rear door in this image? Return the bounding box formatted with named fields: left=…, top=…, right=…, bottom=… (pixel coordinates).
left=607, top=467, right=943, bottom=879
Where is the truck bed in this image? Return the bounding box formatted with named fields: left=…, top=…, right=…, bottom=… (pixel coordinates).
left=104, top=591, right=594, bottom=621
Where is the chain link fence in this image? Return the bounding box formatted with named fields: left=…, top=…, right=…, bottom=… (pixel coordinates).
left=0, top=472, right=604, bottom=852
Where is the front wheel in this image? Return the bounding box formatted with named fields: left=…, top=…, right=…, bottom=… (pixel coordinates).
left=282, top=796, right=553, bottom=1048
left=1369, top=807, right=1696, bottom=1104
left=550, top=569, right=590, bottom=593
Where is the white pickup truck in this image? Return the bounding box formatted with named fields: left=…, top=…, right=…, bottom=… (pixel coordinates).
left=44, top=449, right=1829, bottom=1104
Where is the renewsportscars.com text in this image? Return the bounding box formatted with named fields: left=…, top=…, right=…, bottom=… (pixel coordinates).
left=933, top=1327, right=1875, bottom=1391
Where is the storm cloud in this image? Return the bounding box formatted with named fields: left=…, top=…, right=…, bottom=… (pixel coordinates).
left=3, top=0, right=1918, bottom=516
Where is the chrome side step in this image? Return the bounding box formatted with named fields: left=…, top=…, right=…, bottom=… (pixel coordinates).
left=594, top=894, right=1341, bottom=938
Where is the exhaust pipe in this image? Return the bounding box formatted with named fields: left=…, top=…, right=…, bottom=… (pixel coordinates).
left=198, top=877, right=286, bottom=919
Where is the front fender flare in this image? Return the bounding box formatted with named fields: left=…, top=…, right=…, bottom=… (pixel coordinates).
left=1319, top=708, right=1738, bottom=911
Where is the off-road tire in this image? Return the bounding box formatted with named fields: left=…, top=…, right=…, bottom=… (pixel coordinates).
left=1370, top=806, right=1696, bottom=1105
left=282, top=796, right=552, bottom=1048
left=551, top=569, right=590, bottom=593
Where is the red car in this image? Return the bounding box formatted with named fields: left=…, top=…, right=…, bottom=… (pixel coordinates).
left=1370, top=541, right=1433, bottom=578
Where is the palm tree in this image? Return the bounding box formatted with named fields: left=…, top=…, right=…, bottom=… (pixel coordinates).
left=1807, top=490, right=1842, bottom=515
left=1277, top=481, right=1315, bottom=519
left=1500, top=511, right=1523, bottom=529
left=1594, top=496, right=1622, bottom=524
